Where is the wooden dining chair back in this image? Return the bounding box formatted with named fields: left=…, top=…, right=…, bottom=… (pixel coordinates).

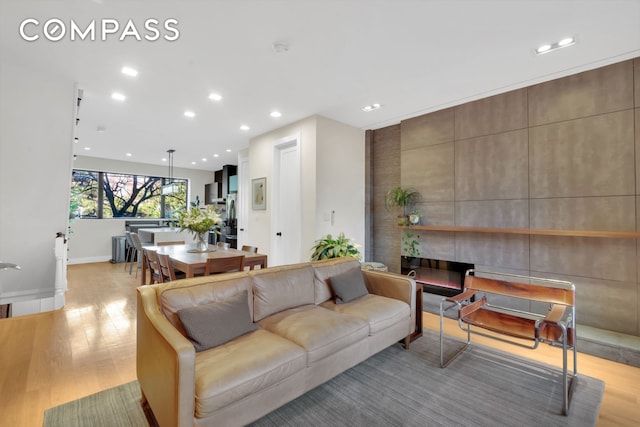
left=240, top=245, right=259, bottom=269
left=204, top=255, right=245, bottom=275
left=157, top=241, right=185, bottom=246
left=157, top=253, right=185, bottom=282
left=143, top=248, right=163, bottom=284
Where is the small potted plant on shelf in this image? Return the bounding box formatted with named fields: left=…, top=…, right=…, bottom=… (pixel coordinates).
left=384, top=187, right=420, bottom=226
left=408, top=209, right=422, bottom=226
left=401, top=230, right=421, bottom=269
left=310, top=233, right=361, bottom=261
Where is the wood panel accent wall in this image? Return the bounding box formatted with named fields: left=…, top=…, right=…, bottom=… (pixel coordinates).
left=371, top=124, right=401, bottom=273
left=370, top=57, right=640, bottom=337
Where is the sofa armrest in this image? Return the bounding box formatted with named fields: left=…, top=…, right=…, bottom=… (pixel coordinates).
left=362, top=270, right=417, bottom=333
left=137, top=287, right=196, bottom=427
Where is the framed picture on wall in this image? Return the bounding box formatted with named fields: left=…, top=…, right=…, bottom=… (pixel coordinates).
left=252, top=177, right=266, bottom=210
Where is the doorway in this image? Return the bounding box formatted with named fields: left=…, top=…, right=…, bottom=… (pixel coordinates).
left=271, top=134, right=301, bottom=266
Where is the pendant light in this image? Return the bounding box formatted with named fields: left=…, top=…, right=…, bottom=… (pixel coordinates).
left=162, top=149, right=179, bottom=195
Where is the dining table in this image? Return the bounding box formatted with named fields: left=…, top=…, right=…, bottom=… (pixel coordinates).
left=140, top=244, right=268, bottom=285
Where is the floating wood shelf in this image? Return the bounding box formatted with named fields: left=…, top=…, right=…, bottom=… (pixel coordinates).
left=398, top=225, right=640, bottom=239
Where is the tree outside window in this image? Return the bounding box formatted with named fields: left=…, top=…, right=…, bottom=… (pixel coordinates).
left=70, top=169, right=187, bottom=218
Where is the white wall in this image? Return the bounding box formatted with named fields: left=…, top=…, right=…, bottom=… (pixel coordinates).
left=247, top=115, right=365, bottom=264
left=316, top=116, right=366, bottom=259
left=248, top=116, right=317, bottom=264
left=68, top=156, right=214, bottom=263
left=0, top=57, right=75, bottom=314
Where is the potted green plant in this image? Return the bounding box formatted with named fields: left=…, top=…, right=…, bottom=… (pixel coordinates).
left=401, top=230, right=421, bottom=269
left=384, top=187, right=420, bottom=225
left=310, top=233, right=361, bottom=261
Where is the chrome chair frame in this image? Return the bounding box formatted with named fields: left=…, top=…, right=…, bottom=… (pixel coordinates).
left=439, top=270, right=577, bottom=415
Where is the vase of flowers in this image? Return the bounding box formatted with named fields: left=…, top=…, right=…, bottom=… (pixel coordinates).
left=175, top=205, right=222, bottom=252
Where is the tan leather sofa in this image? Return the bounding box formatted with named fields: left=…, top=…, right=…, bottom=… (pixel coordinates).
left=137, top=257, right=416, bottom=426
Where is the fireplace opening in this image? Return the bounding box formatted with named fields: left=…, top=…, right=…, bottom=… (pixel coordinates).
left=400, top=258, right=474, bottom=297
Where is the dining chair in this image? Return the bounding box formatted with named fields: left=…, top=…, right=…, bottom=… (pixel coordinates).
left=204, top=255, right=245, bottom=275
left=143, top=248, right=163, bottom=284
left=157, top=241, right=185, bottom=246
left=240, top=245, right=259, bottom=270
left=157, top=253, right=185, bottom=282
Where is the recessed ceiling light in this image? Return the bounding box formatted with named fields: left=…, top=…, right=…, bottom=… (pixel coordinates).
left=83, top=147, right=91, bottom=151
left=126, top=153, right=132, bottom=157
left=270, top=111, right=282, bottom=118
left=184, top=111, right=195, bottom=118
left=111, top=92, right=126, bottom=101
left=208, top=93, right=223, bottom=101
left=240, top=125, right=250, bottom=131
left=558, top=37, right=575, bottom=47
left=535, top=44, right=552, bottom=54
left=161, top=158, right=167, bottom=162
left=226, top=149, right=232, bottom=153
left=213, top=154, right=220, bottom=158
left=362, top=103, right=381, bottom=112
left=121, top=67, right=138, bottom=77
left=191, top=161, right=197, bottom=165
left=535, top=36, right=576, bottom=55
left=201, top=158, right=207, bottom=162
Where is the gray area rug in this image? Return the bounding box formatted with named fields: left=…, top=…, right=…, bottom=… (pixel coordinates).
left=44, top=330, right=604, bottom=427
left=43, top=379, right=150, bottom=427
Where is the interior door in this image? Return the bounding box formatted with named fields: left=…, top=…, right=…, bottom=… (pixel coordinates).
left=271, top=137, right=301, bottom=266
left=237, top=154, right=249, bottom=249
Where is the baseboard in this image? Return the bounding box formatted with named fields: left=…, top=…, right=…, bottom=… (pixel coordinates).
left=68, top=256, right=112, bottom=265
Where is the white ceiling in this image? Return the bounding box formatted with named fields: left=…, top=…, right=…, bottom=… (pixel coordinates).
left=2, top=0, right=639, bottom=171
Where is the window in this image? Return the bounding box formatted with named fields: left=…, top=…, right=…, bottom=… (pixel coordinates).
left=70, top=169, right=187, bottom=218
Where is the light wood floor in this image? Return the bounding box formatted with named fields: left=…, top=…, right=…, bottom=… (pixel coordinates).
left=0, top=262, right=638, bottom=426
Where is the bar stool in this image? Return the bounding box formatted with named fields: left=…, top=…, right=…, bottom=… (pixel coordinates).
left=124, top=232, right=136, bottom=272
left=129, top=233, right=146, bottom=277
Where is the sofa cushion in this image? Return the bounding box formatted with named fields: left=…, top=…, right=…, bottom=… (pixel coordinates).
left=330, top=267, right=369, bottom=304
left=177, top=291, right=257, bottom=352
left=194, top=329, right=306, bottom=418
left=251, top=264, right=315, bottom=322
left=158, top=275, right=253, bottom=335
left=258, top=305, right=369, bottom=365
left=321, top=294, right=410, bottom=335
left=312, top=258, right=362, bottom=304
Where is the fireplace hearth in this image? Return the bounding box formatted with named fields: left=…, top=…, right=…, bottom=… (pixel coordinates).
left=401, top=258, right=474, bottom=297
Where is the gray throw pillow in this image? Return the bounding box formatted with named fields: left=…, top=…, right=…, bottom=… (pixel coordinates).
left=330, top=267, right=369, bottom=304
left=177, top=290, right=257, bottom=352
